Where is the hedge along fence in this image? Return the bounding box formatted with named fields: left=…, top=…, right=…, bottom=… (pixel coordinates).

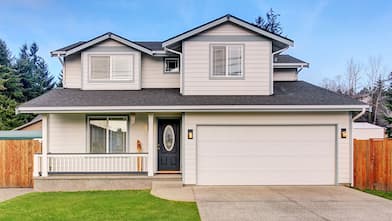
left=354, top=139, right=392, bottom=191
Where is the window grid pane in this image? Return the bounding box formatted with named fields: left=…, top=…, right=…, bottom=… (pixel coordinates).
left=91, top=56, right=110, bottom=80
left=212, top=46, right=226, bottom=76
left=228, top=46, right=242, bottom=76
left=112, top=55, right=133, bottom=80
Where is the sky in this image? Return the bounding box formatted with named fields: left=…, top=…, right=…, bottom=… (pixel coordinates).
left=0, top=0, right=391, bottom=86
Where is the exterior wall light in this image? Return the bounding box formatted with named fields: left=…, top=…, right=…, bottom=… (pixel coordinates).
left=341, top=128, right=347, bottom=138
left=187, top=129, right=193, bottom=139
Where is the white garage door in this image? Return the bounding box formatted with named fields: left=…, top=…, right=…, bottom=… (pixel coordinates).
left=197, top=125, right=336, bottom=185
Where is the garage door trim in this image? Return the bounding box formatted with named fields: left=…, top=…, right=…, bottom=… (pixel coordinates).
left=195, top=124, right=338, bottom=185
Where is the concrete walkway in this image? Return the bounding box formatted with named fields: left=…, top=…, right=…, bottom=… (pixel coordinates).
left=194, top=186, right=392, bottom=221
left=0, top=188, right=33, bottom=203
left=150, top=181, right=195, bottom=202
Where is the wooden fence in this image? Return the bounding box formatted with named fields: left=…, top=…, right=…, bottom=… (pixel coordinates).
left=354, top=139, right=392, bottom=191
left=0, top=140, right=41, bottom=187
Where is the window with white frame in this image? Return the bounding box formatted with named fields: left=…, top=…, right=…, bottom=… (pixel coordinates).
left=164, top=57, right=179, bottom=73
left=211, top=45, right=243, bottom=77
left=89, top=55, right=134, bottom=81
left=88, top=116, right=128, bottom=153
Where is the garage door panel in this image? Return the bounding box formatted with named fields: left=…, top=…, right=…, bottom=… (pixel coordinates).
left=197, top=125, right=336, bottom=185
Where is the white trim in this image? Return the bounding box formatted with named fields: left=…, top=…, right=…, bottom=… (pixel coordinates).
left=163, top=57, right=180, bottom=73
left=274, top=63, right=309, bottom=68
left=210, top=44, right=244, bottom=78
left=162, top=15, right=294, bottom=47
left=147, top=113, right=154, bottom=176
left=17, top=105, right=369, bottom=114
left=88, top=53, right=134, bottom=81
left=87, top=115, right=129, bottom=154
left=59, top=33, right=153, bottom=57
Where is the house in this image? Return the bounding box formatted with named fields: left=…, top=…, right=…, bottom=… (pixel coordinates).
left=17, top=14, right=367, bottom=187
left=353, top=122, right=384, bottom=139
left=13, top=115, right=42, bottom=131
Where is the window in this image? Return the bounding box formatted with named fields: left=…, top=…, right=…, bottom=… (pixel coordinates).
left=211, top=45, right=243, bottom=77
left=164, top=58, right=179, bottom=73
left=88, top=116, right=128, bottom=153
left=90, top=55, right=133, bottom=81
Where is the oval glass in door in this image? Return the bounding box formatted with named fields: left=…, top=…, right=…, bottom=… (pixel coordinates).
left=163, top=125, right=175, bottom=151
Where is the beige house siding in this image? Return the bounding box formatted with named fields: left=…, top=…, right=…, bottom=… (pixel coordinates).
left=64, top=53, right=82, bottom=88
left=48, top=114, right=86, bottom=153
left=273, top=68, right=298, bottom=81
left=199, top=23, right=258, bottom=36
left=182, top=23, right=272, bottom=95
left=141, top=55, right=180, bottom=88
left=183, top=112, right=351, bottom=185
left=47, top=113, right=150, bottom=154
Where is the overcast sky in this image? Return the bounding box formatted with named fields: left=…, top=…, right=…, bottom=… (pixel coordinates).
left=1, top=0, right=391, bottom=86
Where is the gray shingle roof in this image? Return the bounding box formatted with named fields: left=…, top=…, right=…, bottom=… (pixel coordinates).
left=274, top=54, right=308, bottom=64
left=135, top=42, right=163, bottom=51
left=19, top=81, right=364, bottom=108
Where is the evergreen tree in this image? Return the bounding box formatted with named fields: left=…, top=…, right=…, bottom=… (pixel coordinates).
left=0, top=95, right=32, bottom=130
left=15, top=43, right=55, bottom=101
left=254, top=8, right=283, bottom=35
left=56, top=71, right=63, bottom=87
left=0, top=39, right=12, bottom=66
left=0, top=65, right=23, bottom=101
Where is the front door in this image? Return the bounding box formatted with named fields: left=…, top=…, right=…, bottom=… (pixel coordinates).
left=158, top=119, right=180, bottom=171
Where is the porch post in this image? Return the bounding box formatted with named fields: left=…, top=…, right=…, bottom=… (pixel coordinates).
left=147, top=113, right=154, bottom=176
left=41, top=114, right=48, bottom=177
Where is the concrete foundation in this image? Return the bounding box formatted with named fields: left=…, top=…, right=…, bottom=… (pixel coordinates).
left=34, top=174, right=181, bottom=192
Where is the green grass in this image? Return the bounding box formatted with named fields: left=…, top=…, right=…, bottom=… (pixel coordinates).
left=364, top=189, right=392, bottom=200
left=0, top=190, right=200, bottom=221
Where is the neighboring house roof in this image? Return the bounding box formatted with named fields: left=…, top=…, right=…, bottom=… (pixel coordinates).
left=13, top=115, right=42, bottom=131
left=274, top=54, right=309, bottom=68
left=51, top=32, right=155, bottom=56
left=162, top=14, right=294, bottom=48
left=0, top=131, right=42, bottom=140
left=17, top=81, right=366, bottom=113
left=353, top=122, right=384, bottom=129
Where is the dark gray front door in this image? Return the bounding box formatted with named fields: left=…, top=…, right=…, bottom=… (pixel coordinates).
left=158, top=119, right=180, bottom=171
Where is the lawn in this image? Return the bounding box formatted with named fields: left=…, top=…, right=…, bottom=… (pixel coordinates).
left=0, top=190, right=200, bottom=221
left=364, top=189, right=392, bottom=200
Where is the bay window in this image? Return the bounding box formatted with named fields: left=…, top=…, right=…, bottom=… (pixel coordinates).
left=211, top=45, right=244, bottom=78
left=88, top=116, right=128, bottom=153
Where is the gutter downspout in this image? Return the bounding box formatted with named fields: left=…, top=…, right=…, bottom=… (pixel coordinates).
left=164, top=47, right=183, bottom=94
left=271, top=47, right=289, bottom=94
left=53, top=53, right=65, bottom=88
left=352, top=107, right=368, bottom=121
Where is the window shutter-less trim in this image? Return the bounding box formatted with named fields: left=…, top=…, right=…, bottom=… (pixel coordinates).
left=211, top=45, right=243, bottom=77
left=89, top=54, right=133, bottom=81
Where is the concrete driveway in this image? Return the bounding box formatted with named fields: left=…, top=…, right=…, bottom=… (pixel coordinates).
left=0, top=188, right=33, bottom=203
left=193, top=186, right=392, bottom=221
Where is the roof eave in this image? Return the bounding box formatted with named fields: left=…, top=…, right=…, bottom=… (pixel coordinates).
left=17, top=104, right=369, bottom=114
left=162, top=15, right=294, bottom=48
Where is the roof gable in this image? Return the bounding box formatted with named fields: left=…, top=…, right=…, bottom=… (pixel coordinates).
left=51, top=32, right=154, bottom=56
left=162, top=14, right=294, bottom=48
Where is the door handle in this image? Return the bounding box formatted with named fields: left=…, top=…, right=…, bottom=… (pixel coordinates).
left=157, top=144, right=161, bottom=150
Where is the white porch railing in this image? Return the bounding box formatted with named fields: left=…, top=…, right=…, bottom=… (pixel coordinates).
left=34, top=153, right=148, bottom=176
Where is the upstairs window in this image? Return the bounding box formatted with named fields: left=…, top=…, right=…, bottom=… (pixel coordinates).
left=164, top=58, right=179, bottom=73
left=211, top=45, right=243, bottom=78
left=90, top=55, right=134, bottom=81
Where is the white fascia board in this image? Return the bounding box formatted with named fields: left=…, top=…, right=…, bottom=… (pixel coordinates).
left=17, top=105, right=369, bottom=114
left=162, top=16, right=294, bottom=48
left=64, top=34, right=153, bottom=57
left=274, top=63, right=310, bottom=68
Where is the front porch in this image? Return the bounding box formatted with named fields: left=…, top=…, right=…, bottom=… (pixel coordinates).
left=34, top=112, right=183, bottom=185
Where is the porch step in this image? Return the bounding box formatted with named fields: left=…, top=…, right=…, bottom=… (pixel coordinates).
left=33, top=174, right=182, bottom=192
